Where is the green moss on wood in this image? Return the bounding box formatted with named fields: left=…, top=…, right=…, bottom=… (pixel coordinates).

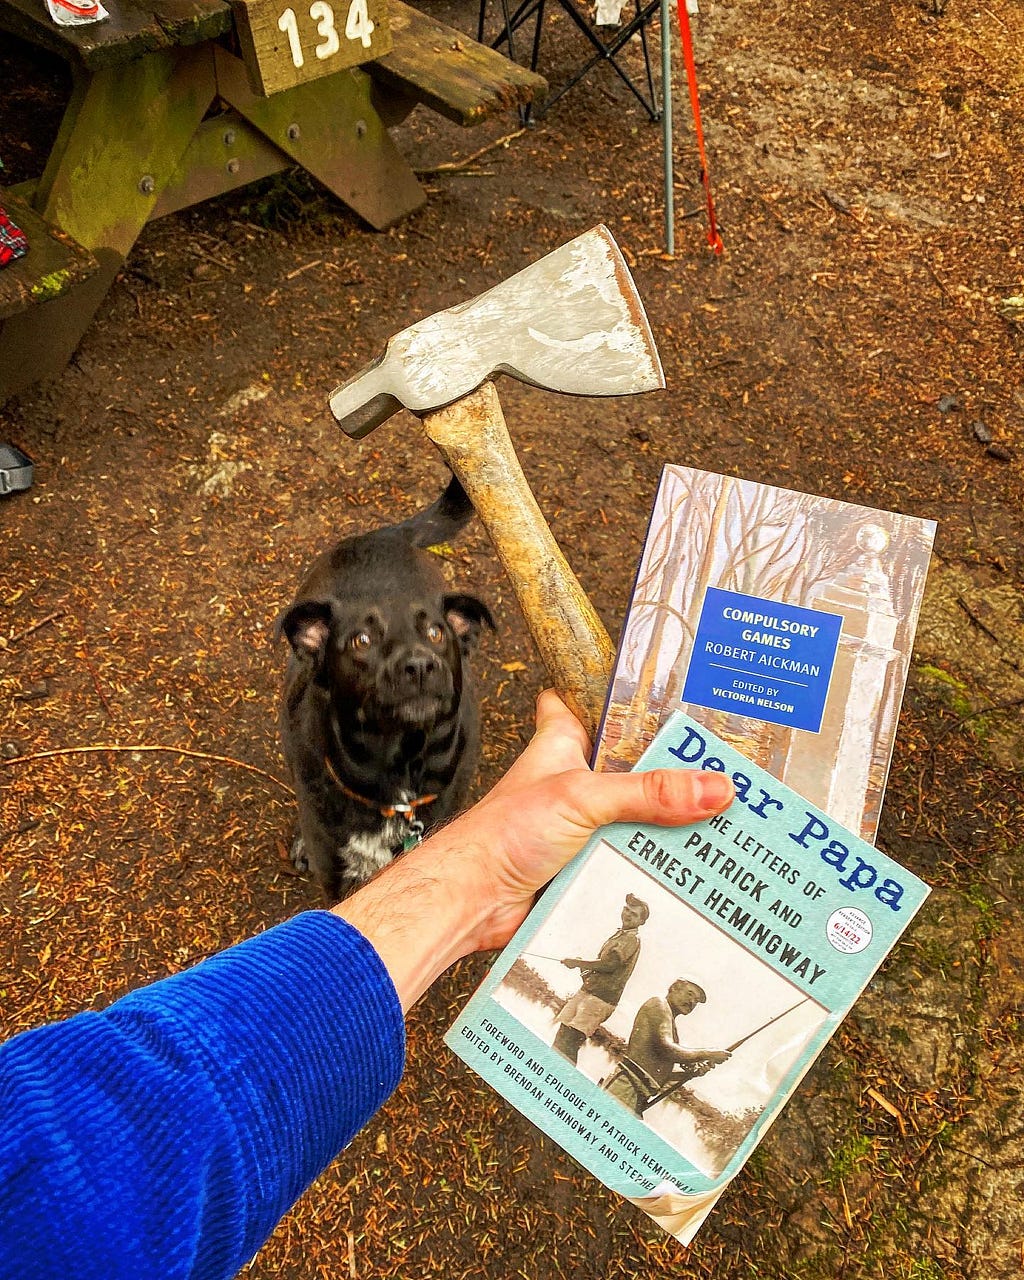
left=30, top=269, right=76, bottom=302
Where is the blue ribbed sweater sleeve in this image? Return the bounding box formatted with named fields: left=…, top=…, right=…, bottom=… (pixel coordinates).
left=0, top=910, right=405, bottom=1280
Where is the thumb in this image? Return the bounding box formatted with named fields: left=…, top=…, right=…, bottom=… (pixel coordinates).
left=568, top=766, right=735, bottom=833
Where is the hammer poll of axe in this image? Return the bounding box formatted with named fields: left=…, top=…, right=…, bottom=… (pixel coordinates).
left=328, top=225, right=664, bottom=741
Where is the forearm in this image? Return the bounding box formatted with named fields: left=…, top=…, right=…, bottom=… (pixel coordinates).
left=334, top=832, right=490, bottom=1011
left=0, top=912, right=404, bottom=1280
left=673, top=1046, right=714, bottom=1065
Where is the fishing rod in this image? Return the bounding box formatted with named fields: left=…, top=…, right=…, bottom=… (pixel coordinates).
left=522, top=951, right=575, bottom=965
left=725, top=996, right=810, bottom=1053
left=645, top=995, right=811, bottom=1112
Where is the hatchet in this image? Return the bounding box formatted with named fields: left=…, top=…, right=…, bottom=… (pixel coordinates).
left=328, top=225, right=664, bottom=741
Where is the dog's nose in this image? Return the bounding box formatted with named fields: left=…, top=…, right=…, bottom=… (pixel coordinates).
left=404, top=653, right=440, bottom=687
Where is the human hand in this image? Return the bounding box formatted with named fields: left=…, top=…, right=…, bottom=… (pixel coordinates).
left=432, top=689, right=734, bottom=957
left=336, top=691, right=733, bottom=1010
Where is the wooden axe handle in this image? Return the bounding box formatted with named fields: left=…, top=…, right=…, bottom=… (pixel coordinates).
left=421, top=381, right=615, bottom=743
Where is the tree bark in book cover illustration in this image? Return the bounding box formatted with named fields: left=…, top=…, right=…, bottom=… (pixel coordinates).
left=598, top=467, right=934, bottom=842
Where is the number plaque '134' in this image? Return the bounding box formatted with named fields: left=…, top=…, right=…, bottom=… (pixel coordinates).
left=232, top=0, right=393, bottom=95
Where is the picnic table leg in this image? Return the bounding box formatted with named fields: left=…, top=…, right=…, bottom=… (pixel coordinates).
left=0, top=46, right=217, bottom=398
left=214, top=48, right=426, bottom=232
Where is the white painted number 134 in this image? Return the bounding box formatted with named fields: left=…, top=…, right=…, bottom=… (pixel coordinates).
left=277, top=0, right=375, bottom=68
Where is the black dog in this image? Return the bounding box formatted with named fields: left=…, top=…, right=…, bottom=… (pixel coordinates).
left=277, top=476, right=494, bottom=902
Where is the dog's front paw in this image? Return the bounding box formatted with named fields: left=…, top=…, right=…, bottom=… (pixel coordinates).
left=290, top=835, right=309, bottom=873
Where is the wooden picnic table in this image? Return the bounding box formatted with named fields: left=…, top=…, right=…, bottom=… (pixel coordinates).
left=0, top=0, right=546, bottom=400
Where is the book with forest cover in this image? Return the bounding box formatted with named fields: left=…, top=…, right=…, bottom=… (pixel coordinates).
left=445, top=712, right=930, bottom=1244
left=592, top=464, right=936, bottom=844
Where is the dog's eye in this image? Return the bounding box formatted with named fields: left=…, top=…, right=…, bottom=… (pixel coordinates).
left=426, top=623, right=445, bottom=645
left=350, top=631, right=373, bottom=650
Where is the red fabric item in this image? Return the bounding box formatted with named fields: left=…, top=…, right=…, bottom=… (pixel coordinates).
left=0, top=202, right=29, bottom=267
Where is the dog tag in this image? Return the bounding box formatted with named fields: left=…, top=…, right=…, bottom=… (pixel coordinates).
left=402, top=819, right=425, bottom=852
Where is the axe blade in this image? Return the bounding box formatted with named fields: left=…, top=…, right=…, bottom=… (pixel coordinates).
left=329, top=225, right=665, bottom=438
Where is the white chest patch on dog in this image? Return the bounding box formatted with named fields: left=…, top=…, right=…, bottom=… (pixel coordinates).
left=341, top=823, right=406, bottom=880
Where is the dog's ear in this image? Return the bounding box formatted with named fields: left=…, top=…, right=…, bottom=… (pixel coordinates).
left=276, top=600, right=333, bottom=662
left=445, top=594, right=495, bottom=653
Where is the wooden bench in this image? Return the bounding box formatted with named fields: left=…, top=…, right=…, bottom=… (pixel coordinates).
left=0, top=0, right=546, bottom=400
left=0, top=188, right=98, bottom=322
left=374, top=1, right=544, bottom=126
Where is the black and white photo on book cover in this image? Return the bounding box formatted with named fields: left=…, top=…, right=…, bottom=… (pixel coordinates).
left=492, top=837, right=830, bottom=1180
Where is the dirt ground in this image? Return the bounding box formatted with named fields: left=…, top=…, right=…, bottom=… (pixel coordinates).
left=2, top=0, right=1023, bottom=1275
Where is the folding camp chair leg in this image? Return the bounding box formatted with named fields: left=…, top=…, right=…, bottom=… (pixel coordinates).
left=480, top=0, right=543, bottom=60
left=632, top=0, right=659, bottom=118
left=480, top=0, right=661, bottom=121
left=479, top=0, right=547, bottom=122
left=531, top=0, right=662, bottom=121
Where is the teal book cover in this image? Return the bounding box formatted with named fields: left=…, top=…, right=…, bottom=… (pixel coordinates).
left=445, top=712, right=930, bottom=1244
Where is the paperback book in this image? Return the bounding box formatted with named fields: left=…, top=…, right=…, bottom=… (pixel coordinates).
left=447, top=466, right=935, bottom=1242
left=445, top=712, right=930, bottom=1243
left=593, top=464, right=936, bottom=843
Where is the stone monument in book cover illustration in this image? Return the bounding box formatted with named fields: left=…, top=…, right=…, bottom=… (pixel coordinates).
left=594, top=466, right=936, bottom=841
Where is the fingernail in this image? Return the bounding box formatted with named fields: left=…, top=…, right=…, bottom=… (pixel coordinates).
left=695, top=774, right=735, bottom=812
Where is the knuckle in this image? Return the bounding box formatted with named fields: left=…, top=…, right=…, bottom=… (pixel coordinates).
left=641, top=768, right=679, bottom=813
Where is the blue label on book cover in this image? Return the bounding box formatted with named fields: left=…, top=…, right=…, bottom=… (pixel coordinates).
left=682, top=587, right=843, bottom=733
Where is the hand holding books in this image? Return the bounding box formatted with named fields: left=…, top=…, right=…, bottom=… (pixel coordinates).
left=448, top=467, right=935, bottom=1245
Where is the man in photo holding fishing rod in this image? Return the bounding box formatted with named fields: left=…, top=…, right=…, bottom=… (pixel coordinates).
left=552, top=893, right=650, bottom=1064
left=604, top=979, right=732, bottom=1115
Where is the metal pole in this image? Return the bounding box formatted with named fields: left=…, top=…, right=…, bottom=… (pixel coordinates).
left=661, top=0, right=674, bottom=254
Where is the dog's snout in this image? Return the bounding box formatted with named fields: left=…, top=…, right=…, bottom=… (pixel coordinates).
left=404, top=652, right=440, bottom=687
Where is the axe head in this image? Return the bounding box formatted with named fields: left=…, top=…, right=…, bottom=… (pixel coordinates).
left=329, top=225, right=665, bottom=438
